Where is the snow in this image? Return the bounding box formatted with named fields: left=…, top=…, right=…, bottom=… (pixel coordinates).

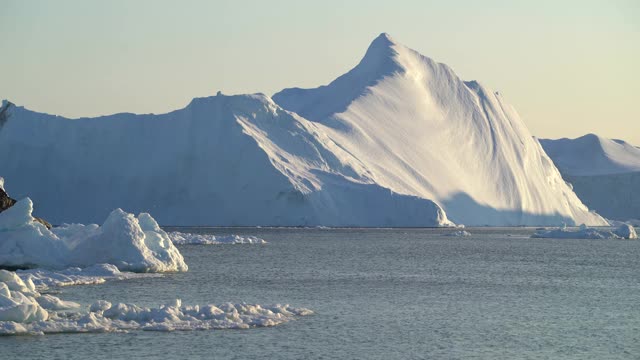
left=0, top=198, right=187, bottom=272
left=539, top=134, right=640, bottom=176
left=0, top=268, right=312, bottom=335
left=0, top=94, right=450, bottom=227
left=0, top=33, right=607, bottom=226
left=532, top=224, right=638, bottom=239
left=273, top=33, right=607, bottom=227
left=0, top=270, right=49, bottom=323
left=168, top=232, right=267, bottom=245
left=0, top=299, right=312, bottom=335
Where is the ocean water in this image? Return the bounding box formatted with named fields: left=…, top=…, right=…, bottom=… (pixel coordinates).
left=2, top=228, right=639, bottom=359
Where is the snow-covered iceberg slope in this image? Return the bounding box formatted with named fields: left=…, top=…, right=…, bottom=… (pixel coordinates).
left=0, top=33, right=606, bottom=226
left=0, top=94, right=449, bottom=227
left=539, top=134, right=640, bottom=221
left=539, top=134, right=640, bottom=176
left=274, top=33, right=606, bottom=226
left=0, top=197, right=187, bottom=272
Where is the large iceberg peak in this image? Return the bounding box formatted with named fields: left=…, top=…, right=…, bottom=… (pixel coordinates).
left=366, top=33, right=398, bottom=54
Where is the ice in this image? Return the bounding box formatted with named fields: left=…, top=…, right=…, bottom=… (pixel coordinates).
left=0, top=270, right=49, bottom=323
left=0, top=198, right=187, bottom=272
left=532, top=224, right=637, bottom=239
left=0, top=300, right=312, bottom=335
left=613, top=224, right=638, bottom=239
left=1, top=34, right=607, bottom=227
left=273, top=33, right=606, bottom=226
left=0, top=268, right=312, bottom=335
left=168, top=232, right=267, bottom=245
left=607, top=219, right=640, bottom=227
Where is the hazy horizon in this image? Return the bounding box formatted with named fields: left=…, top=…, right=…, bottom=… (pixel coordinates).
left=2, top=0, right=638, bottom=144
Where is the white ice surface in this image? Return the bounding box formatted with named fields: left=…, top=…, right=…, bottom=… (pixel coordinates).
left=539, top=134, right=640, bottom=176
left=0, top=198, right=187, bottom=272
left=0, top=34, right=606, bottom=227
left=0, top=268, right=312, bottom=335
left=274, top=34, right=606, bottom=227
left=168, top=232, right=267, bottom=245
left=532, top=224, right=638, bottom=239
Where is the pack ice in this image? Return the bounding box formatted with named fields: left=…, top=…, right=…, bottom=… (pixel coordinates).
left=0, top=268, right=312, bottom=335
left=0, top=34, right=608, bottom=226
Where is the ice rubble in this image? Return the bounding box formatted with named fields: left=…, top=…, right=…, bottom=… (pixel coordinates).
left=532, top=224, right=638, bottom=239
left=169, top=232, right=267, bottom=245
left=0, top=268, right=311, bottom=335
left=0, top=198, right=187, bottom=272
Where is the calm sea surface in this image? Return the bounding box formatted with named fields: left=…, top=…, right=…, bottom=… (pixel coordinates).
left=2, top=228, right=639, bottom=359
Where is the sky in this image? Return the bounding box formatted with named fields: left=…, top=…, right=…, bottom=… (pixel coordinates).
left=1, top=0, right=639, bottom=144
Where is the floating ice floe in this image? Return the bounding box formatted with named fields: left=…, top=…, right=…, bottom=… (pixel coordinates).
left=532, top=224, right=638, bottom=239
left=15, top=264, right=156, bottom=289
left=168, top=232, right=267, bottom=245
left=0, top=198, right=187, bottom=272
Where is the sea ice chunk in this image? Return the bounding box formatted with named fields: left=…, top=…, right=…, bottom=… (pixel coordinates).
left=532, top=224, right=638, bottom=239
left=0, top=198, right=187, bottom=272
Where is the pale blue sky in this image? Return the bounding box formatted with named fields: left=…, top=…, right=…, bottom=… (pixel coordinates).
left=1, top=0, right=638, bottom=144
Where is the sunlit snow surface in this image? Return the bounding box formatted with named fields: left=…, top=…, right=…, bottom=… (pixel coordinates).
left=0, top=200, right=309, bottom=335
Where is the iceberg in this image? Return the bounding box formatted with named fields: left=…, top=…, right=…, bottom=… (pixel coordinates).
left=539, top=134, right=640, bottom=221
left=0, top=34, right=608, bottom=227
left=0, top=197, right=187, bottom=272
left=532, top=224, right=638, bottom=239
left=168, top=232, right=267, bottom=245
